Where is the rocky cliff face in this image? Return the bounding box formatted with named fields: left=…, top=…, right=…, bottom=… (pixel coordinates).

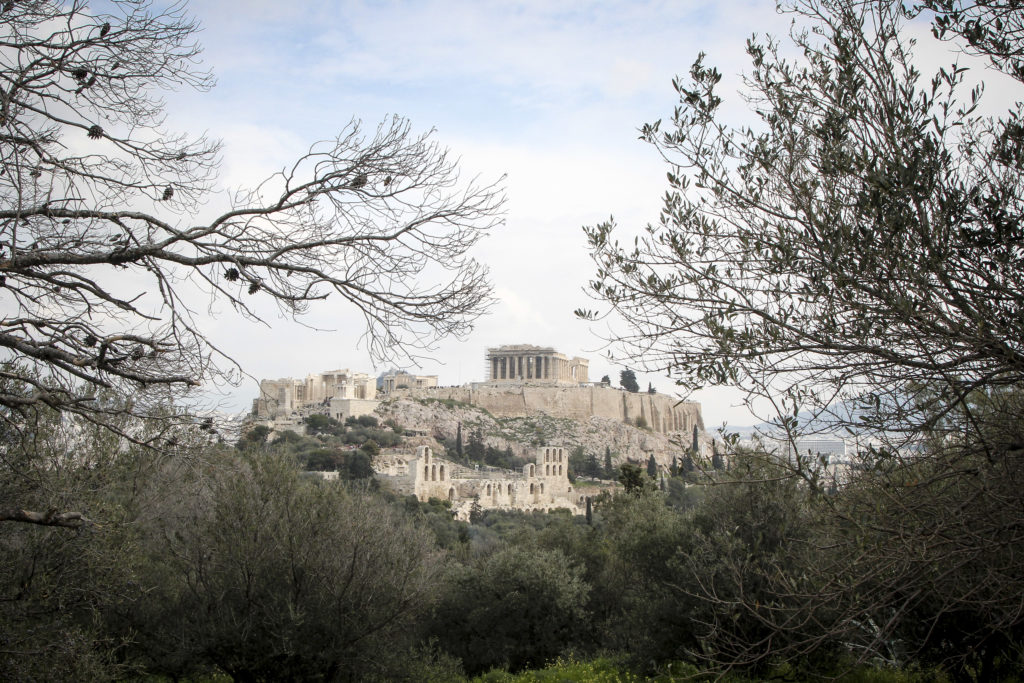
left=376, top=397, right=702, bottom=471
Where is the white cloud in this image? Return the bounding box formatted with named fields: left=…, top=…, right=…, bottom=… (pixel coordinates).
left=166, top=0, right=837, bottom=425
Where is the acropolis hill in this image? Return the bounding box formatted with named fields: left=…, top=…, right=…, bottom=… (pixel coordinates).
left=255, top=344, right=703, bottom=438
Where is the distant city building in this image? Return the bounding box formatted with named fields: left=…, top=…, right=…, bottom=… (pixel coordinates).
left=789, top=438, right=848, bottom=459
left=746, top=433, right=877, bottom=488
left=485, top=344, right=589, bottom=385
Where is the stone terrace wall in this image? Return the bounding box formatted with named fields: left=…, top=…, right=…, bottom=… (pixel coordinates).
left=394, top=384, right=703, bottom=436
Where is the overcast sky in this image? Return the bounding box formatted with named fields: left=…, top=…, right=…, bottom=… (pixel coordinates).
left=157, top=0, right=995, bottom=427
left=163, top=0, right=803, bottom=426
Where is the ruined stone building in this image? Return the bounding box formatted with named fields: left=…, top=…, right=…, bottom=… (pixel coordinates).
left=255, top=369, right=377, bottom=418
left=252, top=344, right=704, bottom=439
left=375, top=445, right=589, bottom=520
left=380, top=371, right=438, bottom=394
left=485, top=344, right=589, bottom=384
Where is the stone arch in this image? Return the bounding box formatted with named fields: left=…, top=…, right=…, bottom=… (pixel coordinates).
left=440, top=465, right=446, bottom=481
left=528, top=464, right=535, bottom=477
left=486, top=483, right=492, bottom=495
left=507, top=483, right=513, bottom=495
left=545, top=464, right=550, bottom=476
left=424, top=465, right=429, bottom=479
left=558, top=464, right=562, bottom=476
left=431, top=464, right=437, bottom=481
left=448, top=487, right=456, bottom=502
left=540, top=482, right=545, bottom=494
left=530, top=483, right=535, bottom=494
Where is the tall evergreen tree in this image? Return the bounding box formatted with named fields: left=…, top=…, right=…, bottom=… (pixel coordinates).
left=711, top=439, right=725, bottom=471
left=618, top=463, right=646, bottom=495
left=619, top=369, right=640, bottom=393
left=466, top=427, right=485, bottom=462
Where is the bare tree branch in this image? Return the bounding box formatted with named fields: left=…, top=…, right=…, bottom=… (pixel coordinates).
left=0, top=507, right=92, bottom=527
left=0, top=0, right=504, bottom=527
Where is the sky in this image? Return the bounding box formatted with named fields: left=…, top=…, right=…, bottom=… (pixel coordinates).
left=150, top=0, right=1001, bottom=427
left=159, top=0, right=800, bottom=426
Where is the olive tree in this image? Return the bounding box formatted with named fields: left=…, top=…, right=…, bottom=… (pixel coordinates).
left=582, top=0, right=1024, bottom=444
left=582, top=0, right=1024, bottom=675
left=0, top=0, right=503, bottom=526
left=122, top=451, right=445, bottom=681
left=0, top=379, right=200, bottom=679
left=429, top=546, right=590, bottom=675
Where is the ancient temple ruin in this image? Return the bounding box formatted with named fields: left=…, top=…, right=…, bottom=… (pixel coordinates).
left=485, top=344, right=589, bottom=385
left=376, top=445, right=590, bottom=519
left=380, top=370, right=438, bottom=394
left=255, top=369, right=377, bottom=418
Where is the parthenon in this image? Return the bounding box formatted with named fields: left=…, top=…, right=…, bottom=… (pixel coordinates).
left=485, top=344, right=589, bottom=385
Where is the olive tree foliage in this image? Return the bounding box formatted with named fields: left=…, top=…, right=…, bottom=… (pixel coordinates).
left=920, top=0, right=1024, bottom=80
left=122, top=451, right=445, bottom=682
left=429, top=546, right=590, bottom=675
left=0, top=381, right=202, bottom=679
left=581, top=0, right=1024, bottom=676
left=0, top=366, right=208, bottom=529
left=0, top=0, right=502, bottom=525
left=582, top=0, right=1024, bottom=446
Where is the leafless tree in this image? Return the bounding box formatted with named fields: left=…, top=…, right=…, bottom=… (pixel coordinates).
left=0, top=0, right=504, bottom=526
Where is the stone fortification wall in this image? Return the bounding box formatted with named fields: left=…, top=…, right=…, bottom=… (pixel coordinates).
left=394, top=384, right=702, bottom=436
